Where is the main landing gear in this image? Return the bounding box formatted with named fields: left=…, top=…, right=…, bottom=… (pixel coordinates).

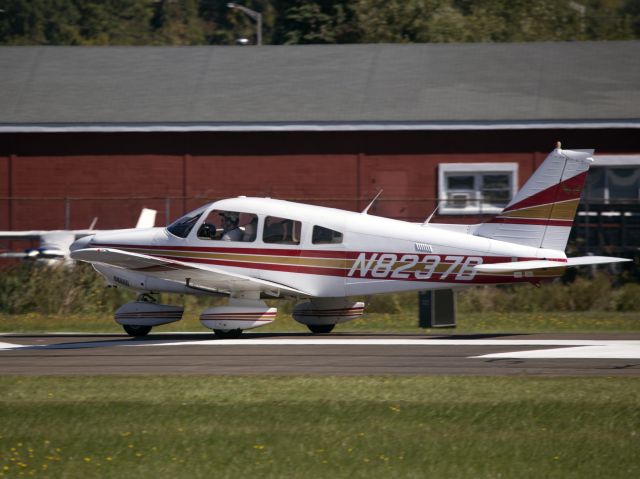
left=306, top=324, right=335, bottom=334
left=123, top=324, right=153, bottom=337
left=292, top=298, right=365, bottom=335
left=115, top=293, right=184, bottom=338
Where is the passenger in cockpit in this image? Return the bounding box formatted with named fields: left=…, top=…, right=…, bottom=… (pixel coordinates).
left=221, top=212, right=242, bottom=241
left=242, top=216, right=258, bottom=242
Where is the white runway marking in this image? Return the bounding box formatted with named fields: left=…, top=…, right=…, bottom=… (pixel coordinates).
left=0, top=341, right=27, bottom=350
left=145, top=338, right=640, bottom=358
left=140, top=338, right=630, bottom=347
left=473, top=344, right=640, bottom=359
left=1, top=338, right=639, bottom=359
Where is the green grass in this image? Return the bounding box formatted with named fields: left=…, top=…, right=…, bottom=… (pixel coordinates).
left=1, top=376, right=639, bottom=478
left=1, top=310, right=639, bottom=334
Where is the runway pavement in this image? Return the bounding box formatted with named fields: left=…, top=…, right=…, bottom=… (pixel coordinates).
left=2, top=332, right=640, bottom=376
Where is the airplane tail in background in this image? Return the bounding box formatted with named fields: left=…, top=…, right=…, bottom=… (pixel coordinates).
left=135, top=208, right=157, bottom=229
left=475, top=145, right=593, bottom=251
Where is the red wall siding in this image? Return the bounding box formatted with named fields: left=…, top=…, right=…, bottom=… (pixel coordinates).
left=0, top=155, right=9, bottom=230
left=8, top=155, right=184, bottom=229
left=0, top=129, right=637, bottom=237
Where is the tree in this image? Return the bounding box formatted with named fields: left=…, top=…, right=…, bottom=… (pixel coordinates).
left=151, top=0, right=208, bottom=45
left=0, top=0, right=639, bottom=45
left=273, top=0, right=358, bottom=44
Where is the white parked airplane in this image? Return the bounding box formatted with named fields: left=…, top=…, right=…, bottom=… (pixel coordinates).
left=0, top=208, right=157, bottom=265
left=70, top=146, right=630, bottom=338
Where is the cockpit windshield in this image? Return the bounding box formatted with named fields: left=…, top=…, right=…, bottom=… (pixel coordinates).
left=166, top=205, right=208, bottom=238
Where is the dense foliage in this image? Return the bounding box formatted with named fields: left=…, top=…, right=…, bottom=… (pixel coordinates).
left=1, top=0, right=639, bottom=45
left=0, top=262, right=637, bottom=316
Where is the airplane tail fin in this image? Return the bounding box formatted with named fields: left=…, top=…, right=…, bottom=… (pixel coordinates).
left=475, top=145, right=593, bottom=251
left=135, top=208, right=157, bottom=229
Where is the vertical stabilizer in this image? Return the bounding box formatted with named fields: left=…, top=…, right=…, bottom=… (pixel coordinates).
left=475, top=146, right=593, bottom=251
left=135, top=208, right=157, bottom=229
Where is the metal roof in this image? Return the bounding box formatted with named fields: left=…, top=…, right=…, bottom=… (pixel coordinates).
left=1, top=42, right=639, bottom=131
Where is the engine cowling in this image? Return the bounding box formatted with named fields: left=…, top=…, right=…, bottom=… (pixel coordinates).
left=292, top=299, right=365, bottom=326
left=200, top=300, right=277, bottom=332
left=114, top=301, right=184, bottom=326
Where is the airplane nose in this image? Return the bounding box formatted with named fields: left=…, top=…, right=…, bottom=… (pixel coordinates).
left=70, top=235, right=94, bottom=252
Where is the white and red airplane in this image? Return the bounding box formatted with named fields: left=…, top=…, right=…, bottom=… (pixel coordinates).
left=70, top=145, right=630, bottom=338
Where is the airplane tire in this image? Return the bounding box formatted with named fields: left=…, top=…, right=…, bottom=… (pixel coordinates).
left=307, top=324, right=335, bottom=334
left=214, top=329, right=243, bottom=339
left=123, top=324, right=152, bottom=337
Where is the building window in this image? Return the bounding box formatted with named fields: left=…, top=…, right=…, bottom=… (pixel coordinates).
left=586, top=156, right=640, bottom=203
left=438, top=163, right=518, bottom=215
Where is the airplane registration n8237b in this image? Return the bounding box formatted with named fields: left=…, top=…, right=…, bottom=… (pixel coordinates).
left=70, top=145, right=630, bottom=338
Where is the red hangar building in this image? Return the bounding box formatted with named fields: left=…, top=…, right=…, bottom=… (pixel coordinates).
left=1, top=42, right=639, bottom=256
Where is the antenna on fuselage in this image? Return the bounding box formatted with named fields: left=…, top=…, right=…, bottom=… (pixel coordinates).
left=361, top=189, right=383, bottom=215
left=422, top=202, right=440, bottom=226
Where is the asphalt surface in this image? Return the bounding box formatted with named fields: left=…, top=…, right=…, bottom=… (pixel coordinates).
left=2, top=332, right=640, bottom=376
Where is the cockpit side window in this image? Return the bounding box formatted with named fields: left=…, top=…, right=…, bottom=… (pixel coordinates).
left=312, top=225, right=343, bottom=245
left=263, top=216, right=301, bottom=245
left=166, top=211, right=204, bottom=238
left=197, top=210, right=258, bottom=242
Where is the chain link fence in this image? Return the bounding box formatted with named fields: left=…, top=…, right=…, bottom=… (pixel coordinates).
left=1, top=196, right=639, bottom=255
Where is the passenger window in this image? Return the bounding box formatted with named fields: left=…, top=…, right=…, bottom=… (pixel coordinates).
left=263, top=216, right=301, bottom=245
left=312, top=225, right=343, bottom=245
left=197, top=210, right=258, bottom=242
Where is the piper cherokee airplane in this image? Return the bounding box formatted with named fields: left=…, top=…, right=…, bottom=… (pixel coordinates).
left=0, top=208, right=157, bottom=266
left=70, top=145, right=630, bottom=338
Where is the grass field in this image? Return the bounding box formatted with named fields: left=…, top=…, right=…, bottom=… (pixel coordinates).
left=1, top=310, right=639, bottom=335
left=2, top=275, right=638, bottom=478
left=1, top=376, right=639, bottom=478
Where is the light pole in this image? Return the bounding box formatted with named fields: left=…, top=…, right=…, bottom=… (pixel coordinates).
left=226, top=3, right=262, bottom=46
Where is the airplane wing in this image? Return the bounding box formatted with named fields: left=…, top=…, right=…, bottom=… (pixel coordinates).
left=0, top=231, right=46, bottom=240
left=70, top=247, right=311, bottom=298
left=0, top=251, right=31, bottom=259
left=474, top=256, right=631, bottom=274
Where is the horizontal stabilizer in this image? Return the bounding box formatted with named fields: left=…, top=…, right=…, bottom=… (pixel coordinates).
left=474, top=256, right=631, bottom=274
left=0, top=251, right=29, bottom=259
left=565, top=256, right=632, bottom=267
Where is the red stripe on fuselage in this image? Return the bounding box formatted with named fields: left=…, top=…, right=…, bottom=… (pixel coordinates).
left=90, top=243, right=551, bottom=265
left=156, top=254, right=348, bottom=277
left=154, top=254, right=564, bottom=284
left=90, top=243, right=566, bottom=284
left=91, top=243, right=353, bottom=259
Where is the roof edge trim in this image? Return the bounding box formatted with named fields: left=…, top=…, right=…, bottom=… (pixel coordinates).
left=1, top=120, right=639, bottom=133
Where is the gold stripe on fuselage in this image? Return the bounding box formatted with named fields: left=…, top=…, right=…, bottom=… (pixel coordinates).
left=121, top=247, right=564, bottom=280
left=125, top=248, right=347, bottom=269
